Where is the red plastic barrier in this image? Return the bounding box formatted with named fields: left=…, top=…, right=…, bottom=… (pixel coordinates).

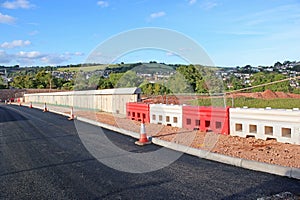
left=182, top=106, right=230, bottom=135
left=182, top=106, right=201, bottom=130
left=126, top=102, right=150, bottom=123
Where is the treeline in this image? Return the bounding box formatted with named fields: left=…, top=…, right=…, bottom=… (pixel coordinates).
left=10, top=70, right=73, bottom=90
left=2, top=62, right=300, bottom=94
left=73, top=65, right=224, bottom=94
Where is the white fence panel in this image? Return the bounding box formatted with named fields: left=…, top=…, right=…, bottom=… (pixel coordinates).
left=230, top=107, right=300, bottom=145
left=24, top=88, right=140, bottom=115
left=150, top=104, right=183, bottom=128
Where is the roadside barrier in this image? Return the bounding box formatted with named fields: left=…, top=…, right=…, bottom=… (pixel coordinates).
left=126, top=102, right=150, bottom=123
left=135, top=119, right=151, bottom=146
left=182, top=106, right=230, bottom=134
left=43, top=102, right=48, bottom=112
left=230, top=107, right=300, bottom=145
left=68, top=107, right=75, bottom=120
left=150, top=104, right=183, bottom=128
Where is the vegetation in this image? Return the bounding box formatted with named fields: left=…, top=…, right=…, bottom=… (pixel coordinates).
left=191, top=97, right=300, bottom=109
left=0, top=76, right=6, bottom=89
left=57, top=65, right=107, bottom=72
left=1, top=61, right=299, bottom=97
left=249, top=72, right=290, bottom=92
left=9, top=70, right=73, bottom=90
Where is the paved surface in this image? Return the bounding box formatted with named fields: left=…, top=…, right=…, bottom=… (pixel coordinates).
left=0, top=104, right=299, bottom=200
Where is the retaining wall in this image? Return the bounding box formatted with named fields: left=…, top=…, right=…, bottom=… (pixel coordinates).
left=24, top=88, right=141, bottom=115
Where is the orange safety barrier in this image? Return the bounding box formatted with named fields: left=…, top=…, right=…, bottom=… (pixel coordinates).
left=182, top=106, right=230, bottom=135
left=126, top=102, right=150, bottom=123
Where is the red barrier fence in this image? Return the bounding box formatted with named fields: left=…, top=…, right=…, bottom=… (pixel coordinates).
left=182, top=106, right=230, bottom=135
left=126, top=102, right=150, bottom=123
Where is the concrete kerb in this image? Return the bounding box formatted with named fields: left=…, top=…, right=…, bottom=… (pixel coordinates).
left=15, top=103, right=300, bottom=180
left=76, top=116, right=140, bottom=139
left=76, top=117, right=300, bottom=180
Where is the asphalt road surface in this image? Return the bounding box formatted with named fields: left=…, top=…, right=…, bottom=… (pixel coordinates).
left=0, top=104, right=299, bottom=200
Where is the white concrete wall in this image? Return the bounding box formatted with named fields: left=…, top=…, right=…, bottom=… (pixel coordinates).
left=150, top=104, right=183, bottom=128
left=230, top=107, right=300, bottom=145
left=24, top=88, right=139, bottom=115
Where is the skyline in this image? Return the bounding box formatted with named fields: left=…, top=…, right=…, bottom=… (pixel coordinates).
left=0, top=0, right=300, bottom=67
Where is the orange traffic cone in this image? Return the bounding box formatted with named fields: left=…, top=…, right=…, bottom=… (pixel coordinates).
left=68, top=107, right=75, bottom=120
left=43, top=102, right=48, bottom=112
left=135, top=119, right=151, bottom=146
left=29, top=102, right=33, bottom=108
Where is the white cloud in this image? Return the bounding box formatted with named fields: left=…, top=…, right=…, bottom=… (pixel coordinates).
left=150, top=11, right=166, bottom=19
left=16, top=51, right=43, bottom=59
left=201, top=0, right=218, bottom=10
left=65, top=52, right=84, bottom=56
left=0, top=50, right=13, bottom=63
left=1, top=0, right=34, bottom=9
left=97, top=1, right=109, bottom=8
left=189, top=0, right=197, bottom=5
left=0, top=50, right=83, bottom=65
left=0, top=12, right=16, bottom=24
left=1, top=40, right=31, bottom=49
left=41, top=54, right=70, bottom=64
left=74, top=52, right=84, bottom=56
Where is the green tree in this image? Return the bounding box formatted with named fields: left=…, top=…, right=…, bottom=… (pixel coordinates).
left=140, top=81, right=153, bottom=95
left=292, top=65, right=300, bottom=72
left=73, top=72, right=88, bottom=90
left=176, top=65, right=203, bottom=91
left=35, top=70, right=53, bottom=89
left=23, top=75, right=36, bottom=88
left=251, top=72, right=290, bottom=92
left=0, top=76, right=7, bottom=89
left=88, top=74, right=101, bottom=89
left=108, top=73, right=123, bottom=87
left=115, top=71, right=143, bottom=88
left=166, top=73, right=193, bottom=94
left=153, top=83, right=162, bottom=95
left=98, top=77, right=113, bottom=89
left=62, top=82, right=74, bottom=90
left=196, top=79, right=208, bottom=93
left=11, top=75, right=24, bottom=88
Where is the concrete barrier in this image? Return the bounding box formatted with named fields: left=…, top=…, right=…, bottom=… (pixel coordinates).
left=150, top=104, right=183, bottom=128
left=230, top=107, right=300, bottom=145
left=24, top=88, right=141, bottom=115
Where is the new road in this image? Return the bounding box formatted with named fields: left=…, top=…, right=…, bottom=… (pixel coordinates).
left=0, top=104, right=299, bottom=199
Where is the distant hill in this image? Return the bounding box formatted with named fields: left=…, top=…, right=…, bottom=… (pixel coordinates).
left=56, top=62, right=178, bottom=74
left=130, top=63, right=177, bottom=74
left=57, top=65, right=107, bottom=72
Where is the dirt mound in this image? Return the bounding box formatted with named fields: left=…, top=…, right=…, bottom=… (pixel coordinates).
left=143, top=95, right=180, bottom=104
left=288, top=93, right=300, bottom=98
left=261, top=90, right=277, bottom=99
left=275, top=92, right=291, bottom=98
left=143, top=90, right=300, bottom=105
left=250, top=92, right=263, bottom=98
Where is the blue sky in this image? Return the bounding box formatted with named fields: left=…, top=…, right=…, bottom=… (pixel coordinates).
left=0, top=0, right=300, bottom=67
